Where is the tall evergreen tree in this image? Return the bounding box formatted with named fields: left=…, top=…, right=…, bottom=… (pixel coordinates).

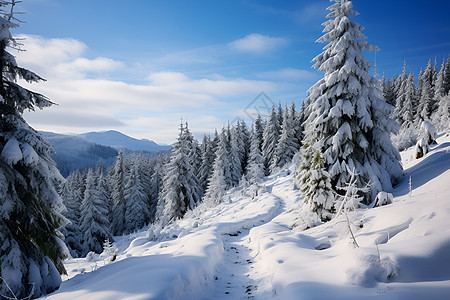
left=399, top=73, right=417, bottom=129
left=110, top=149, right=126, bottom=235
left=157, top=123, right=201, bottom=225
left=247, top=125, right=265, bottom=188
left=204, top=130, right=230, bottom=205
left=380, top=75, right=396, bottom=106
left=262, top=106, right=280, bottom=174
left=394, top=62, right=408, bottom=123
left=301, top=0, right=402, bottom=203
left=229, top=124, right=243, bottom=186
left=198, top=134, right=215, bottom=193
left=417, top=60, right=435, bottom=122
left=0, top=3, right=69, bottom=297
left=60, top=175, right=82, bottom=258
left=124, top=164, right=150, bottom=233
left=271, top=103, right=299, bottom=172
left=80, top=169, right=111, bottom=256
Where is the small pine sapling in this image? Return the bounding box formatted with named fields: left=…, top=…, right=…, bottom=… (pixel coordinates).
left=335, top=169, right=370, bottom=248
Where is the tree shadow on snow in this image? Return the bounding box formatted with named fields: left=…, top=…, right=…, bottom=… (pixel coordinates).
left=393, top=144, right=450, bottom=197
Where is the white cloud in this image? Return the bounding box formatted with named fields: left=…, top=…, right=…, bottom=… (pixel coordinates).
left=16, top=35, right=282, bottom=144
left=229, top=33, right=288, bottom=55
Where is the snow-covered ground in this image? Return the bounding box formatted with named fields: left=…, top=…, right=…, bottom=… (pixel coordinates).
left=43, top=132, right=450, bottom=300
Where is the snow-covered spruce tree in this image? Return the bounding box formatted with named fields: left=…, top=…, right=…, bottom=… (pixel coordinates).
left=110, top=148, right=126, bottom=235
left=302, top=0, right=402, bottom=203
left=435, top=91, right=450, bottom=130
left=229, top=124, right=243, bottom=187
left=80, top=169, right=111, bottom=256
left=401, top=73, right=417, bottom=129
left=416, top=60, right=435, bottom=122
left=296, top=133, right=334, bottom=228
left=254, top=114, right=264, bottom=151
left=444, top=57, right=450, bottom=95
left=393, top=62, right=408, bottom=124
left=247, top=125, right=265, bottom=189
left=380, top=75, right=396, bottom=106
left=157, top=123, right=201, bottom=225
left=204, top=129, right=231, bottom=205
left=198, top=134, right=215, bottom=193
left=124, top=164, right=150, bottom=233
left=96, top=162, right=112, bottom=226
left=60, top=175, right=83, bottom=258
left=271, top=103, right=299, bottom=172
left=0, top=3, right=69, bottom=297
left=289, top=100, right=302, bottom=147
left=391, top=73, right=419, bottom=151
left=432, top=59, right=449, bottom=128
left=182, top=123, right=202, bottom=195
left=262, top=106, right=280, bottom=175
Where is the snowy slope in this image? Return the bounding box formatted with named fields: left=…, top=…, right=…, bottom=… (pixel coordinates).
left=45, top=133, right=450, bottom=300
left=80, top=130, right=171, bottom=153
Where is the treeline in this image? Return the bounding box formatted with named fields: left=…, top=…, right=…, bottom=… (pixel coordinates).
left=60, top=151, right=169, bottom=257
left=383, top=58, right=450, bottom=149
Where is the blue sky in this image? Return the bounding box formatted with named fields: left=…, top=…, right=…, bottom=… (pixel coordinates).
left=15, top=0, right=450, bottom=143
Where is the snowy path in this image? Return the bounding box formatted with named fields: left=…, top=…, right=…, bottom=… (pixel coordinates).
left=208, top=229, right=258, bottom=299
left=206, top=175, right=289, bottom=299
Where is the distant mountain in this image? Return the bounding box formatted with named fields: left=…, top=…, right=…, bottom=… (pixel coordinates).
left=79, top=130, right=171, bottom=153
left=41, top=132, right=118, bottom=177
left=41, top=130, right=170, bottom=177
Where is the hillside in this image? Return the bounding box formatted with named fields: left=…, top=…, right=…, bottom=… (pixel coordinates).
left=44, top=132, right=450, bottom=300
left=42, top=130, right=170, bottom=176
left=79, top=130, right=171, bottom=153
left=41, top=132, right=118, bottom=177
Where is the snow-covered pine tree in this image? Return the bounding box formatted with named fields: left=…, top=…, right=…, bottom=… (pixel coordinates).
left=182, top=123, right=202, bottom=195
left=380, top=75, right=396, bottom=106
left=434, top=59, right=447, bottom=100
left=124, top=164, right=150, bottom=233
left=417, top=60, right=435, bottom=122
left=444, top=57, right=450, bottom=95
left=181, top=122, right=202, bottom=203
left=400, top=73, right=417, bottom=129
left=297, top=133, right=334, bottom=228
left=80, top=169, right=111, bottom=256
left=237, top=120, right=250, bottom=173
left=302, top=0, right=402, bottom=203
left=96, top=162, right=112, bottom=226
left=393, top=62, right=408, bottom=124
left=60, top=175, right=83, bottom=258
left=148, top=155, right=165, bottom=222
left=432, top=59, right=448, bottom=127
left=110, top=148, right=126, bottom=235
left=271, top=103, right=299, bottom=172
left=204, top=129, right=231, bottom=205
left=435, top=91, right=450, bottom=130
left=157, top=122, right=201, bottom=225
left=262, top=106, right=280, bottom=175
left=289, top=100, right=302, bottom=147
left=229, top=124, right=243, bottom=187
left=198, top=134, right=214, bottom=193
left=254, top=114, right=264, bottom=151
left=247, top=125, right=265, bottom=188
left=0, top=2, right=69, bottom=297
